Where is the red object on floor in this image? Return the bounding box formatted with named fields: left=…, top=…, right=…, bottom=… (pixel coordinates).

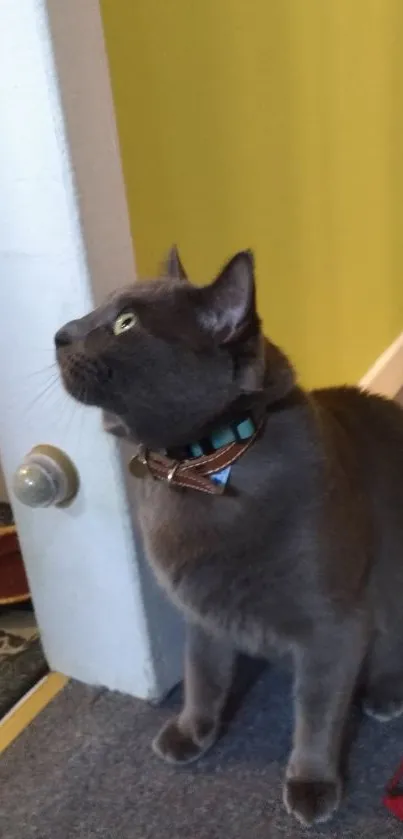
left=384, top=760, right=403, bottom=820
left=0, top=526, right=30, bottom=604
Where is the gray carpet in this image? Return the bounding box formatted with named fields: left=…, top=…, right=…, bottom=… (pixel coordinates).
left=1, top=664, right=402, bottom=838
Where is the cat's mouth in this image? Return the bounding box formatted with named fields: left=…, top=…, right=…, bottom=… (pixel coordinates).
left=56, top=348, right=112, bottom=409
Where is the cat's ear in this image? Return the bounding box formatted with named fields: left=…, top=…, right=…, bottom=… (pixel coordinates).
left=163, top=245, right=188, bottom=282
left=198, top=250, right=257, bottom=343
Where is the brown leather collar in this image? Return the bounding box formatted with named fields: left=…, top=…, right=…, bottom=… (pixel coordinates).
left=129, top=419, right=264, bottom=495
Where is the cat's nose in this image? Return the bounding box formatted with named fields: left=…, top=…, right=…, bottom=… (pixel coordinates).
left=54, top=321, right=78, bottom=349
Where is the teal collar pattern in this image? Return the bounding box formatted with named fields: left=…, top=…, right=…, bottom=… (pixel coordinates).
left=167, top=416, right=257, bottom=489
left=188, top=417, right=256, bottom=458
left=168, top=416, right=257, bottom=461
left=130, top=414, right=262, bottom=495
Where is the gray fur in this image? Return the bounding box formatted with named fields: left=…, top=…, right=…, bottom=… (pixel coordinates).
left=55, top=249, right=403, bottom=827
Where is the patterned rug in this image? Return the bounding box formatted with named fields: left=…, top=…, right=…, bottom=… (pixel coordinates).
left=0, top=501, right=48, bottom=717
left=0, top=603, right=48, bottom=717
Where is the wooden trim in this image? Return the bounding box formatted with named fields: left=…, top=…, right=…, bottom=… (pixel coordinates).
left=0, top=593, right=31, bottom=605
left=0, top=525, right=16, bottom=536
left=0, top=672, right=68, bottom=754
left=359, top=332, right=403, bottom=397
left=46, top=0, right=137, bottom=303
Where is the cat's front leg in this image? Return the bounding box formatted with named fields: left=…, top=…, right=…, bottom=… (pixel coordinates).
left=284, top=616, right=367, bottom=827
left=153, top=622, right=235, bottom=765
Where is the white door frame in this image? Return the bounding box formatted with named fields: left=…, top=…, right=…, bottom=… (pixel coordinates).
left=0, top=0, right=183, bottom=699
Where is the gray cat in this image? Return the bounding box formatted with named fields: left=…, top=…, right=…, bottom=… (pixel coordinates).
left=55, top=248, right=403, bottom=827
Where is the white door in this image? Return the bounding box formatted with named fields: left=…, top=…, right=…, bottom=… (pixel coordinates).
left=0, top=0, right=183, bottom=699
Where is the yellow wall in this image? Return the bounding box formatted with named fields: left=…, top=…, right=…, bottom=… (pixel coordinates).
left=100, top=0, right=403, bottom=388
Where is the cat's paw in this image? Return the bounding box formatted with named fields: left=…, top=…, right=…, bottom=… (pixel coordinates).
left=363, top=676, right=403, bottom=722
left=283, top=777, right=341, bottom=827
left=363, top=695, right=403, bottom=722
left=152, top=715, right=218, bottom=765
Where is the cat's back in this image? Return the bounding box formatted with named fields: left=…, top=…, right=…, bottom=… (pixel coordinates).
left=312, top=385, right=403, bottom=501
left=313, top=386, right=403, bottom=604
left=313, top=385, right=403, bottom=451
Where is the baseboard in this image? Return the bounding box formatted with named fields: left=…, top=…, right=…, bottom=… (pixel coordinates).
left=0, top=673, right=68, bottom=754
left=359, top=332, right=403, bottom=398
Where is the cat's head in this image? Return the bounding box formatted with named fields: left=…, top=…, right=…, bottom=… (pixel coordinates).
left=55, top=248, right=293, bottom=449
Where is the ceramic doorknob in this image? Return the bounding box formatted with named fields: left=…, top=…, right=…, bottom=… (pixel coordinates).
left=12, top=445, right=79, bottom=508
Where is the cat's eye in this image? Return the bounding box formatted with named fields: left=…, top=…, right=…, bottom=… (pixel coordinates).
left=113, top=311, right=137, bottom=336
